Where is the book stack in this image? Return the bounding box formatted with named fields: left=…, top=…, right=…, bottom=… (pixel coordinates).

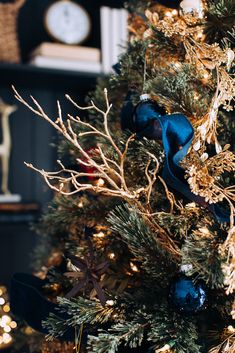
left=29, top=43, right=102, bottom=73
left=100, top=7, right=128, bottom=73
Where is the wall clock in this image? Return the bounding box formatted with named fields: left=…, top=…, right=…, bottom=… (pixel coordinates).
left=44, top=0, right=91, bottom=45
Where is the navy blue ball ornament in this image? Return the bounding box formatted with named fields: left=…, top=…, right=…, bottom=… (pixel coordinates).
left=169, top=275, right=207, bottom=314
left=132, top=94, right=166, bottom=138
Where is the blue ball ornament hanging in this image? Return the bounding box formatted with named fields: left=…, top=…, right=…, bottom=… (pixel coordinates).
left=132, top=94, right=166, bottom=138
left=169, top=275, right=207, bottom=314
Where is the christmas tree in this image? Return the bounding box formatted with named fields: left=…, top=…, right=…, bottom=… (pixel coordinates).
left=11, top=1, right=235, bottom=352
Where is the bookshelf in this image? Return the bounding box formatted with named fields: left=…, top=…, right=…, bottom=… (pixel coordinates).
left=0, top=62, right=101, bottom=90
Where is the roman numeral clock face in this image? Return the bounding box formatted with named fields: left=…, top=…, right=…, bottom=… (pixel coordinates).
left=44, top=0, right=91, bottom=44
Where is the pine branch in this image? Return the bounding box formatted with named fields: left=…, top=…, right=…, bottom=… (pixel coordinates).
left=107, top=203, right=177, bottom=283
left=181, top=227, right=225, bottom=289
left=43, top=297, right=118, bottom=339
left=88, top=320, right=147, bottom=353
left=147, top=305, right=201, bottom=353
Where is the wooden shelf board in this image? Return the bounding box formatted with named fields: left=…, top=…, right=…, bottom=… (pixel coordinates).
left=0, top=62, right=103, bottom=91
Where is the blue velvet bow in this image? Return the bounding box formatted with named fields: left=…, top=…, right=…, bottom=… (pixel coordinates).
left=121, top=93, right=229, bottom=223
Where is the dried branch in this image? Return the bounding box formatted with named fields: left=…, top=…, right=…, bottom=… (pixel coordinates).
left=13, top=86, right=181, bottom=259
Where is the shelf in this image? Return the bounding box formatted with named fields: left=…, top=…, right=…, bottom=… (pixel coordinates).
left=0, top=62, right=103, bottom=92
left=0, top=202, right=40, bottom=224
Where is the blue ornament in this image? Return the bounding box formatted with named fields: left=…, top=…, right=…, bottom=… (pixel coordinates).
left=169, top=275, right=207, bottom=314
left=132, top=94, right=166, bottom=138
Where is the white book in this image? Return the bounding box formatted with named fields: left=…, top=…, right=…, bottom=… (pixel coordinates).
left=100, top=6, right=112, bottom=74
left=29, top=56, right=102, bottom=73
left=31, top=43, right=101, bottom=62
left=110, top=8, right=121, bottom=69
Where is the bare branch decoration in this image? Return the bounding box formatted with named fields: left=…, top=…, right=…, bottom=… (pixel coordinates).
left=13, top=86, right=159, bottom=203
left=12, top=86, right=182, bottom=259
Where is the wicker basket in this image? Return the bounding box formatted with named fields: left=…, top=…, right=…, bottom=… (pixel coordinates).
left=0, top=0, right=25, bottom=63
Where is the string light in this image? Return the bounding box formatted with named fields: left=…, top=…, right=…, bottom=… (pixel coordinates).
left=108, top=252, right=116, bottom=260
left=196, top=30, right=204, bottom=40
left=172, top=9, right=178, bottom=16
left=227, top=325, right=235, bottom=333
left=93, top=231, right=105, bottom=238
left=194, top=93, right=200, bottom=100
left=10, top=321, right=17, bottom=329
left=174, top=62, right=182, bottom=69
left=165, top=9, right=178, bottom=18
left=0, top=298, right=5, bottom=305
left=0, top=286, right=17, bottom=349
left=130, top=262, right=139, bottom=272
left=96, top=178, right=105, bottom=187
left=155, top=343, right=171, bottom=352
left=165, top=11, right=172, bottom=17
left=106, top=300, right=114, bottom=306
left=3, top=305, right=10, bottom=313
left=2, top=333, right=12, bottom=344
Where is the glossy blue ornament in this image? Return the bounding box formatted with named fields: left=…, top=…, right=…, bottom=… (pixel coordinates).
left=169, top=275, right=206, bottom=314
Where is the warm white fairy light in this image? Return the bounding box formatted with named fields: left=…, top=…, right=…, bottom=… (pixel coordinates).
left=165, top=11, right=172, bottom=17
left=165, top=9, right=178, bottom=18
left=0, top=287, right=17, bottom=349
left=155, top=343, right=171, bottom=352
left=196, top=30, right=204, bottom=40
left=3, top=305, right=10, bottom=313
left=96, top=178, right=105, bottom=187
left=174, top=62, right=182, bottom=69
left=172, top=9, right=178, bottom=16
left=108, top=252, right=116, bottom=260
left=78, top=201, right=83, bottom=208
left=106, top=300, right=114, bottom=306
left=227, top=325, right=235, bottom=333
left=93, top=231, right=105, bottom=238
left=0, top=298, right=5, bottom=305
left=194, top=93, right=200, bottom=100
left=4, top=326, right=11, bottom=333
left=2, top=333, right=12, bottom=344
left=130, top=262, right=139, bottom=272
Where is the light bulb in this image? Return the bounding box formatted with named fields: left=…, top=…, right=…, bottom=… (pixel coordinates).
left=0, top=298, right=5, bottom=305
left=108, top=253, right=116, bottom=260
left=130, top=262, right=139, bottom=272
left=2, top=333, right=12, bottom=344
left=4, top=326, right=11, bottom=333
left=96, top=178, right=105, bottom=187
left=93, top=231, right=105, bottom=238
left=10, top=321, right=17, bottom=329
left=3, top=304, right=10, bottom=313
left=1, top=315, right=11, bottom=324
